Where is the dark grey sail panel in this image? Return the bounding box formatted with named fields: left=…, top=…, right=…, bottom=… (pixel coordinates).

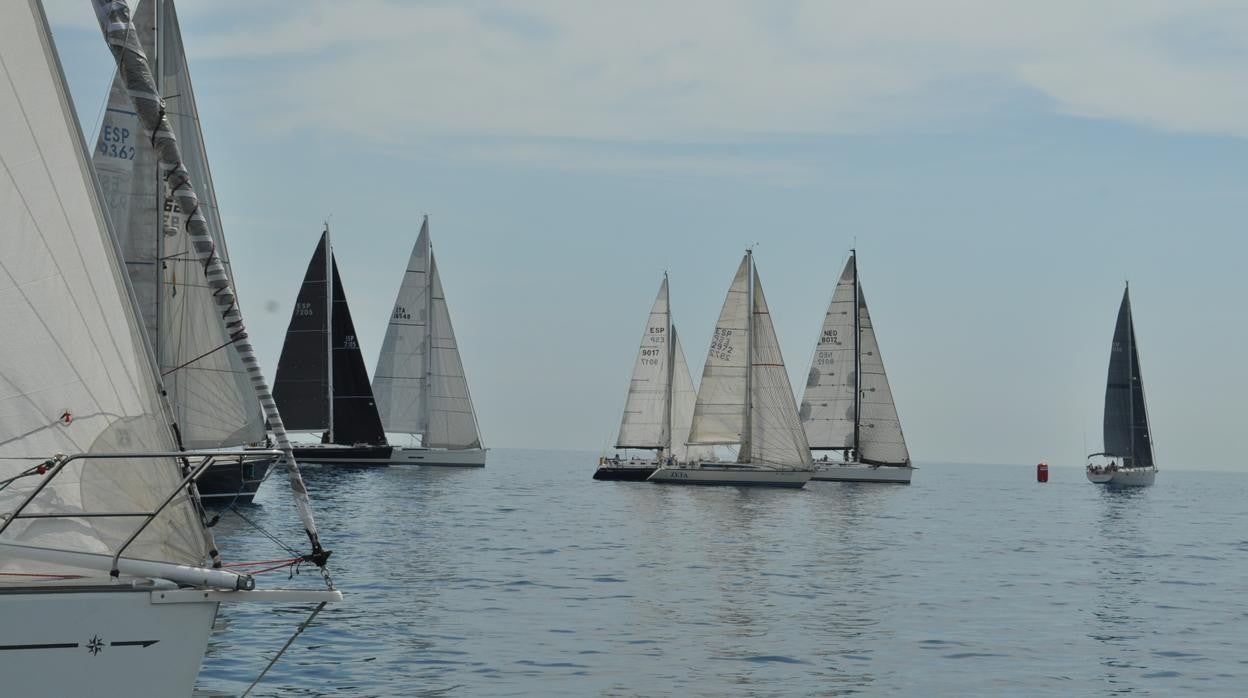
left=328, top=257, right=387, bottom=446
left=273, top=233, right=330, bottom=431
left=1102, top=288, right=1153, bottom=467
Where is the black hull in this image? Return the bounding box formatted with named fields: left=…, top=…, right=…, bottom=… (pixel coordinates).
left=593, top=465, right=658, bottom=481
left=197, top=458, right=275, bottom=504
left=292, top=444, right=393, bottom=466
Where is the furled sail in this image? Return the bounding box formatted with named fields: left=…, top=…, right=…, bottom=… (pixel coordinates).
left=0, top=0, right=207, bottom=572
left=688, top=257, right=750, bottom=446
left=747, top=269, right=811, bottom=467
left=670, top=327, right=713, bottom=463
left=799, top=257, right=858, bottom=450
left=424, top=257, right=482, bottom=449
left=856, top=287, right=909, bottom=465
left=373, top=219, right=432, bottom=436
left=273, top=231, right=387, bottom=446
left=92, top=0, right=264, bottom=449
left=616, top=277, right=672, bottom=449
left=1102, top=287, right=1153, bottom=467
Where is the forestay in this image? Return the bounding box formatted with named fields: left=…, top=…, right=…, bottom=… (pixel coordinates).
left=93, top=0, right=263, bottom=450
left=856, top=288, right=909, bottom=465
left=1102, top=288, right=1153, bottom=467
left=688, top=257, right=750, bottom=446
left=747, top=271, right=811, bottom=467
left=799, top=258, right=858, bottom=450
left=0, top=1, right=207, bottom=573
left=616, top=277, right=671, bottom=449
left=424, top=257, right=482, bottom=449
left=373, top=219, right=432, bottom=437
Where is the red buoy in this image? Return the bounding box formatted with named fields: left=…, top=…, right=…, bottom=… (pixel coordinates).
left=1036, top=462, right=1049, bottom=483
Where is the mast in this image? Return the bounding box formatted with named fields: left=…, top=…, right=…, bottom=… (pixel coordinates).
left=852, top=249, right=861, bottom=461
left=663, top=273, right=674, bottom=458
left=152, top=0, right=164, bottom=375
left=423, top=217, right=434, bottom=444
left=325, top=224, right=335, bottom=444
left=741, top=249, right=754, bottom=463
left=1125, top=281, right=1133, bottom=467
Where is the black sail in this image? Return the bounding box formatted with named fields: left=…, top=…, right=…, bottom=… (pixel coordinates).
left=274, top=231, right=387, bottom=446
left=1102, top=287, right=1153, bottom=467
left=273, top=232, right=330, bottom=431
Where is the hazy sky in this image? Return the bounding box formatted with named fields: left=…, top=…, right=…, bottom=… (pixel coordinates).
left=46, top=1, right=1248, bottom=469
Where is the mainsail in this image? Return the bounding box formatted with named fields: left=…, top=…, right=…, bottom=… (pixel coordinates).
left=1102, top=287, right=1153, bottom=467
left=274, top=231, right=387, bottom=446
left=799, top=258, right=858, bottom=450
left=747, top=269, right=811, bottom=467
left=92, top=0, right=264, bottom=450
left=688, top=257, right=750, bottom=446
left=0, top=0, right=207, bottom=572
left=616, top=277, right=673, bottom=449
left=372, top=218, right=482, bottom=449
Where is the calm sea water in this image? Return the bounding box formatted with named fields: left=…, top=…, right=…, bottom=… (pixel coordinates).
left=194, top=450, right=1248, bottom=697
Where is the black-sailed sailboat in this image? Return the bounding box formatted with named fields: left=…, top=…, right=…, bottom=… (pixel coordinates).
left=1086, top=283, right=1157, bottom=486
left=274, top=228, right=393, bottom=465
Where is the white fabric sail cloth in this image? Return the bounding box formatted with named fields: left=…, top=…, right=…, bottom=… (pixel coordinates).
left=373, top=218, right=482, bottom=449
left=0, top=2, right=207, bottom=573
left=688, top=255, right=809, bottom=468
left=92, top=0, right=263, bottom=450
left=614, top=277, right=711, bottom=462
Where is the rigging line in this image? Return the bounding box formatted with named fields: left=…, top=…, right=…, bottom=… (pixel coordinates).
left=160, top=334, right=241, bottom=377
left=226, top=504, right=302, bottom=558
left=241, top=601, right=329, bottom=698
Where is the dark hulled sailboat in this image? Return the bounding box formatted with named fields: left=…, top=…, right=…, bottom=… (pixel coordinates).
left=1086, top=284, right=1156, bottom=486
left=274, top=228, right=393, bottom=464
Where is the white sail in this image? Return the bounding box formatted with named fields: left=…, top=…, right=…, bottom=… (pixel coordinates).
left=747, top=270, right=811, bottom=467
left=373, top=219, right=431, bottom=436
left=0, top=3, right=208, bottom=573
left=688, top=257, right=750, bottom=446
left=93, top=0, right=264, bottom=449
left=799, top=257, right=857, bottom=450
left=424, top=257, right=482, bottom=449
left=670, top=327, right=713, bottom=462
left=856, top=288, right=909, bottom=465
left=616, top=277, right=671, bottom=449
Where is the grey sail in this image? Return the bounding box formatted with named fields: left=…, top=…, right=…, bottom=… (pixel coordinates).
left=1102, top=287, right=1153, bottom=467
left=616, top=277, right=672, bottom=450
left=799, top=257, right=858, bottom=450
left=855, top=287, right=909, bottom=465
left=373, top=219, right=431, bottom=437
left=93, top=0, right=264, bottom=449
left=425, top=256, right=482, bottom=449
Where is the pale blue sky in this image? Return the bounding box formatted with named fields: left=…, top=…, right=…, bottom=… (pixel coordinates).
left=46, top=1, right=1248, bottom=469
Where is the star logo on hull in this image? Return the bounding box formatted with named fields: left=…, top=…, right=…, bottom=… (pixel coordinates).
left=86, top=635, right=104, bottom=656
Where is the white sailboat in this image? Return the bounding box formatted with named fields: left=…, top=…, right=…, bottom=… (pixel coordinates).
left=372, top=217, right=487, bottom=467
left=1086, top=284, right=1157, bottom=486
left=800, top=251, right=914, bottom=483
left=92, top=0, right=271, bottom=502
left=596, top=274, right=711, bottom=481
left=649, top=251, right=814, bottom=488
left=0, top=3, right=339, bottom=695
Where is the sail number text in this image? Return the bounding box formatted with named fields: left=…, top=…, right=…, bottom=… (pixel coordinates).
left=393, top=305, right=412, bottom=321
left=640, top=347, right=662, bottom=366
left=294, top=302, right=314, bottom=317
left=709, top=328, right=735, bottom=361
left=98, top=125, right=135, bottom=161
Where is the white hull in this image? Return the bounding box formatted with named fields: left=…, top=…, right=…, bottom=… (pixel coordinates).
left=0, top=587, right=216, bottom=698
left=390, top=446, right=487, bottom=467
left=1086, top=467, right=1156, bottom=486
left=811, top=462, right=913, bottom=483
left=648, top=464, right=813, bottom=488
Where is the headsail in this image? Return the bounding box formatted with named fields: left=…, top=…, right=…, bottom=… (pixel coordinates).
left=0, top=0, right=206, bottom=572
left=747, top=269, right=811, bottom=467
left=799, top=257, right=858, bottom=450
left=688, top=257, right=750, bottom=446
left=93, top=0, right=264, bottom=450
left=669, top=327, right=713, bottom=462
left=373, top=219, right=432, bottom=437
left=329, top=254, right=387, bottom=446
left=855, top=287, right=909, bottom=465
left=424, top=256, right=482, bottom=449
left=1102, top=287, right=1153, bottom=467
left=616, top=277, right=672, bottom=450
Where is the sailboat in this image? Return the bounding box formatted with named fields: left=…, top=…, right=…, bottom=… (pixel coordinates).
left=649, top=251, right=815, bottom=488
left=595, top=274, right=711, bottom=481
left=0, top=3, right=339, bottom=694
left=92, top=0, right=271, bottom=503
left=372, top=217, right=487, bottom=466
left=274, top=229, right=394, bottom=465
left=800, top=251, right=914, bottom=483
left=1086, top=284, right=1157, bottom=486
